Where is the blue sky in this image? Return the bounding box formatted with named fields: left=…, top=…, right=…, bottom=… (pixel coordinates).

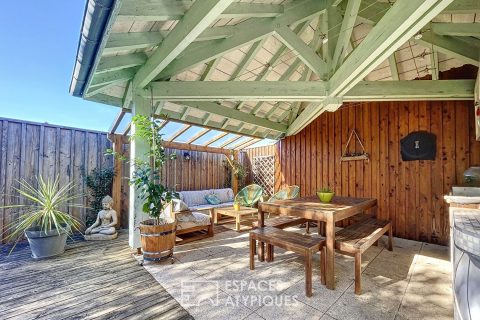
left=0, top=1, right=274, bottom=148
left=0, top=1, right=118, bottom=132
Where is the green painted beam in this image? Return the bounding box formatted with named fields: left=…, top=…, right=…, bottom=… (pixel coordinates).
left=90, top=67, right=138, bottom=88
left=133, top=0, right=235, bottom=89
left=274, top=26, right=327, bottom=77
left=156, top=0, right=329, bottom=80
left=85, top=94, right=123, bottom=107
left=96, top=53, right=147, bottom=74
left=235, top=21, right=311, bottom=111
left=104, top=27, right=235, bottom=55
left=178, top=101, right=287, bottom=132
left=118, top=1, right=283, bottom=21
left=443, top=0, right=480, bottom=13
left=430, top=50, right=439, bottom=80
left=146, top=81, right=328, bottom=101
left=229, top=38, right=267, bottom=81
left=287, top=79, right=473, bottom=136
left=431, top=23, right=480, bottom=37
left=326, top=6, right=343, bottom=69
left=104, top=32, right=163, bottom=54
left=417, top=32, right=479, bottom=66
left=355, top=1, right=479, bottom=64
left=343, top=80, right=475, bottom=101
left=199, top=59, right=220, bottom=81
left=122, top=81, right=133, bottom=109
left=331, top=0, right=361, bottom=71
left=329, top=0, right=455, bottom=97
left=146, top=80, right=473, bottom=102
left=287, top=97, right=342, bottom=135
left=388, top=55, right=399, bottom=80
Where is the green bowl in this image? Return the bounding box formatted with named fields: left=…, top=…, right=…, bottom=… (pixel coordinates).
left=317, top=192, right=334, bottom=203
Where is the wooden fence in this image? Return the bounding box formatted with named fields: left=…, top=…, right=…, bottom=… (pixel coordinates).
left=111, top=135, right=239, bottom=228
left=276, top=100, right=480, bottom=245
left=0, top=118, right=113, bottom=242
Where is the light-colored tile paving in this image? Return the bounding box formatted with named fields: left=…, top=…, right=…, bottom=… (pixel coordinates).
left=140, top=226, right=453, bottom=320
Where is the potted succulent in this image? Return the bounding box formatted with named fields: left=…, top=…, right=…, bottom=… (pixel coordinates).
left=128, top=115, right=178, bottom=263
left=317, top=186, right=335, bottom=203
left=2, top=176, right=82, bottom=258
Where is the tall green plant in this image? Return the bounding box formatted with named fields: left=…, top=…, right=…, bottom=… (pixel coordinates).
left=1, top=176, right=83, bottom=252
left=84, top=168, right=114, bottom=226
left=129, top=115, right=177, bottom=225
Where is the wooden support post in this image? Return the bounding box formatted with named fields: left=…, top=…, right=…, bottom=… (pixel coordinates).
left=129, top=95, right=150, bottom=249
left=111, top=134, right=124, bottom=229
left=232, top=150, right=239, bottom=194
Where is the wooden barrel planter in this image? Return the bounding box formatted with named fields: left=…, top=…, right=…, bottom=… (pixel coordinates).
left=139, top=219, right=177, bottom=263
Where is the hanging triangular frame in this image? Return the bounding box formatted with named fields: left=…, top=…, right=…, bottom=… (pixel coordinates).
left=341, top=129, right=369, bottom=162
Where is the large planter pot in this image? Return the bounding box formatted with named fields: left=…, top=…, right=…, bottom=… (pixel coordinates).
left=139, top=219, right=177, bottom=263
left=25, top=226, right=69, bottom=259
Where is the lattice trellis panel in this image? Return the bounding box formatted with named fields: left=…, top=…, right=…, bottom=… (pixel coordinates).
left=252, top=155, right=275, bottom=197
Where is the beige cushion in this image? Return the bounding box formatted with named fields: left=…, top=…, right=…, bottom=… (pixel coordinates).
left=172, top=199, right=190, bottom=212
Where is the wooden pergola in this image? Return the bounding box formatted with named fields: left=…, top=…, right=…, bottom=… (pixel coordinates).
left=70, top=0, right=480, bottom=248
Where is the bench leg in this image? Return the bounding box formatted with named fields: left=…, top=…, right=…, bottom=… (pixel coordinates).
left=388, top=225, right=393, bottom=251
left=305, top=251, right=313, bottom=297
left=306, top=221, right=310, bottom=234
left=249, top=236, right=256, bottom=270
left=320, top=247, right=326, bottom=285
left=354, top=252, right=362, bottom=295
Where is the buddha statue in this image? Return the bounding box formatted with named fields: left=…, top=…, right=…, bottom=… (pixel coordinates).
left=84, top=195, right=118, bottom=240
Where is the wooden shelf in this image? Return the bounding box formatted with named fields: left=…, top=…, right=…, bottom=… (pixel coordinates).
left=340, top=154, right=369, bottom=162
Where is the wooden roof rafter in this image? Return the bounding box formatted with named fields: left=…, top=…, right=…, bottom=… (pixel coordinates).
left=73, top=0, right=479, bottom=144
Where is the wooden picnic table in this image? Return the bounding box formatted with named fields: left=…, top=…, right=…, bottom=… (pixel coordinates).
left=258, top=196, right=377, bottom=290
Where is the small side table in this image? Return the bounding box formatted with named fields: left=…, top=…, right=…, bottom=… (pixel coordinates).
left=214, top=206, right=258, bottom=231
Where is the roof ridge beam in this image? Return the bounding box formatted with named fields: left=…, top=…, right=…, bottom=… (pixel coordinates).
left=133, top=0, right=236, bottom=89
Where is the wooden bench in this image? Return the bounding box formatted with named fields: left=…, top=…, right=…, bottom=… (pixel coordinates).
left=335, top=217, right=393, bottom=294
left=252, top=216, right=308, bottom=230
left=249, top=227, right=325, bottom=297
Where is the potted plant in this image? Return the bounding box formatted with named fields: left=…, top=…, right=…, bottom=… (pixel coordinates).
left=128, top=115, right=178, bottom=263
left=2, top=176, right=82, bottom=258
left=317, top=187, right=335, bottom=203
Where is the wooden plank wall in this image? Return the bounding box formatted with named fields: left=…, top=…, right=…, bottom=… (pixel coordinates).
left=277, top=101, right=480, bottom=245
left=0, top=118, right=113, bottom=242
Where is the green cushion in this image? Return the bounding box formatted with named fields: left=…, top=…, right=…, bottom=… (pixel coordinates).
left=205, top=194, right=221, bottom=205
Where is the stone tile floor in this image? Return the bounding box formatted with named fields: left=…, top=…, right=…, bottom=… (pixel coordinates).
left=138, top=224, right=453, bottom=320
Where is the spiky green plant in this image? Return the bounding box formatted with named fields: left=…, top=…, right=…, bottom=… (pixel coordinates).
left=2, top=176, right=84, bottom=252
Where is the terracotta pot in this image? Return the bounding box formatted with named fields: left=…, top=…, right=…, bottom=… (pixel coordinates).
left=139, top=219, right=177, bottom=262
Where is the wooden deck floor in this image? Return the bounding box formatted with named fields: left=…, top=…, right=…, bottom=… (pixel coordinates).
left=0, top=231, right=193, bottom=320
